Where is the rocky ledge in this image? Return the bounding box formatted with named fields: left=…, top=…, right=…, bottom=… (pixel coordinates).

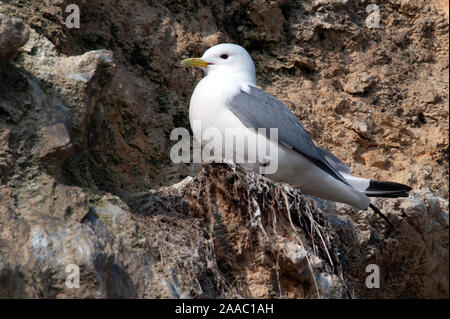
left=0, top=1, right=448, bottom=299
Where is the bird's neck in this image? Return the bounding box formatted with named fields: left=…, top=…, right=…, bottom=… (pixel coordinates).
left=205, top=69, right=256, bottom=86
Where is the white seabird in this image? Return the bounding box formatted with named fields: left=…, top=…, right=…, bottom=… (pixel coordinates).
left=182, top=43, right=411, bottom=227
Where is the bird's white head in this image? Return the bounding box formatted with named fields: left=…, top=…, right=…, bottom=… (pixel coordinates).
left=182, top=43, right=256, bottom=85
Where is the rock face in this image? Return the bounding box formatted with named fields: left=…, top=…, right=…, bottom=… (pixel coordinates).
left=0, top=1, right=448, bottom=298
left=0, top=13, right=29, bottom=68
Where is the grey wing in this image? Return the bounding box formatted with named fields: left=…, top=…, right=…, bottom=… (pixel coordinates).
left=317, top=146, right=351, bottom=174
left=226, top=85, right=350, bottom=186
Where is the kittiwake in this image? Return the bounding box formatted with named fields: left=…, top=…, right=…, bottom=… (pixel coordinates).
left=182, top=43, right=412, bottom=227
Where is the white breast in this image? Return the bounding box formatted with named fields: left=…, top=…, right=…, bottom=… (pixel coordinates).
left=189, top=75, right=248, bottom=140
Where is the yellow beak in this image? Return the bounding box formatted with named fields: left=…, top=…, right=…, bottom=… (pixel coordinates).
left=181, top=57, right=210, bottom=68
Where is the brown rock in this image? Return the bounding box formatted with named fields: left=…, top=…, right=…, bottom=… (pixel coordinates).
left=248, top=0, right=286, bottom=41
left=35, top=123, right=72, bottom=158
left=342, top=73, right=376, bottom=95
left=315, top=188, right=449, bottom=298
left=0, top=13, right=29, bottom=67
left=0, top=0, right=448, bottom=299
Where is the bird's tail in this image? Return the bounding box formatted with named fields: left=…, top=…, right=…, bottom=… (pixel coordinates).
left=340, top=172, right=412, bottom=198
left=318, top=147, right=412, bottom=228
left=319, top=148, right=412, bottom=198
left=346, top=176, right=412, bottom=228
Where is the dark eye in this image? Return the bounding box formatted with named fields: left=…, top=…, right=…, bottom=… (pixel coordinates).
left=220, top=54, right=229, bottom=59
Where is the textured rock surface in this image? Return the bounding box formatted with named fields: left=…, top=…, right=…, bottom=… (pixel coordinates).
left=0, top=0, right=448, bottom=298
left=314, top=188, right=449, bottom=298
left=0, top=13, right=29, bottom=67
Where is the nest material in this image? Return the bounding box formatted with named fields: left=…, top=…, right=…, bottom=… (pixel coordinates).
left=180, top=163, right=348, bottom=297
left=128, top=162, right=349, bottom=298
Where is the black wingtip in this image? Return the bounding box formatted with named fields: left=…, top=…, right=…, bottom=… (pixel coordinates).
left=369, top=203, right=395, bottom=229
left=365, top=180, right=412, bottom=198
left=367, top=191, right=410, bottom=198
left=368, top=180, right=412, bottom=192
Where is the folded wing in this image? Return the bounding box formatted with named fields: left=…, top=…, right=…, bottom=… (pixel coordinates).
left=226, top=85, right=350, bottom=186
